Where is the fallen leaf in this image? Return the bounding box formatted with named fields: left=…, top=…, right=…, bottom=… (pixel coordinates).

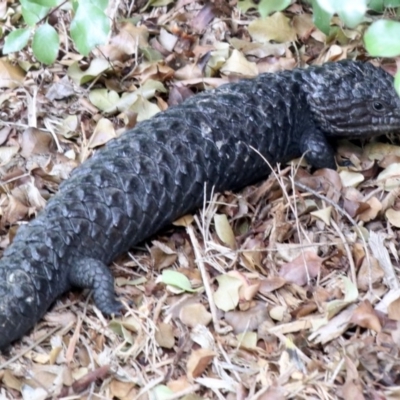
left=0, top=59, right=25, bottom=88
left=248, top=13, right=297, bottom=43
left=377, top=163, right=400, bottom=191
left=87, top=118, right=116, bottom=149
left=279, top=251, right=323, bottom=286
left=310, top=206, right=332, bottom=225
left=68, top=58, right=110, bottom=85
left=339, top=170, right=365, bottom=187
left=214, top=213, right=236, bottom=249
left=225, top=301, right=269, bottom=334
left=220, top=49, right=258, bottom=77
left=342, top=356, right=365, bottom=400
left=187, top=348, right=216, bottom=380
left=155, top=322, right=175, bottom=348
left=20, top=127, right=54, bottom=158
left=180, top=303, right=212, bottom=328
left=350, top=300, right=381, bottom=332
left=386, top=208, right=400, bottom=228
left=214, top=274, right=242, bottom=312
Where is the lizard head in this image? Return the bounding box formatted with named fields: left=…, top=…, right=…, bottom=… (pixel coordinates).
left=303, top=60, right=400, bottom=138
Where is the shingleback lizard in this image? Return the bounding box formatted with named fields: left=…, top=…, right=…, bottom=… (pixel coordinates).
left=1, top=60, right=400, bottom=349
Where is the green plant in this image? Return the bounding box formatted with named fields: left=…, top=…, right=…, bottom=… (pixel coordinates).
left=3, top=0, right=110, bottom=64
left=238, top=0, right=400, bottom=92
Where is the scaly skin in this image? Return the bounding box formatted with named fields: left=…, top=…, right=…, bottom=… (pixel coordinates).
left=1, top=60, right=400, bottom=349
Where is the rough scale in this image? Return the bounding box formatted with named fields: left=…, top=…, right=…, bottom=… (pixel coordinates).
left=1, top=60, right=400, bottom=349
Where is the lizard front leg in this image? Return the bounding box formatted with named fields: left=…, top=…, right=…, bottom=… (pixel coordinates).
left=299, top=126, right=337, bottom=170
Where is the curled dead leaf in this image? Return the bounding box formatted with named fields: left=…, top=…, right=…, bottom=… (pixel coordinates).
left=350, top=300, right=381, bottom=333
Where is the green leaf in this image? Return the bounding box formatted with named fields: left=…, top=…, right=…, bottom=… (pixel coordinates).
left=314, top=0, right=367, bottom=29
left=20, top=0, right=50, bottom=26
left=384, top=0, right=400, bottom=6
left=368, top=0, right=384, bottom=10
left=141, top=47, right=163, bottom=62
left=238, top=0, right=290, bottom=16
left=28, top=0, right=61, bottom=6
left=394, top=71, right=400, bottom=97
left=78, top=0, right=109, bottom=11
left=150, top=385, right=174, bottom=400
left=338, top=6, right=366, bottom=28
left=258, top=0, right=291, bottom=17
left=312, top=0, right=332, bottom=34
left=3, top=28, right=31, bottom=54
left=364, top=20, right=400, bottom=57
left=161, top=270, right=195, bottom=293
left=70, top=2, right=110, bottom=56
left=32, top=23, right=59, bottom=64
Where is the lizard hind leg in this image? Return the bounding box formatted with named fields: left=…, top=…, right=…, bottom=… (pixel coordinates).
left=68, top=257, right=123, bottom=315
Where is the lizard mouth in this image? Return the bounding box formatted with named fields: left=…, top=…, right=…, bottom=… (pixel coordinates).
left=328, top=120, right=400, bottom=137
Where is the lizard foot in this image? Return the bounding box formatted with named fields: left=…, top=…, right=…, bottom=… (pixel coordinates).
left=69, top=257, right=123, bottom=315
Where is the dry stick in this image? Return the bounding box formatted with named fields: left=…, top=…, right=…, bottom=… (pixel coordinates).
left=187, top=223, right=231, bottom=335
left=249, top=146, right=372, bottom=290
left=330, top=218, right=357, bottom=284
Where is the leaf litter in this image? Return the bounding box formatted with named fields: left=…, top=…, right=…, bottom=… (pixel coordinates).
left=1, top=1, right=400, bottom=399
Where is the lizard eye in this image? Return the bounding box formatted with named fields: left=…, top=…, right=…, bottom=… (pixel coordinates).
left=372, top=101, right=385, bottom=112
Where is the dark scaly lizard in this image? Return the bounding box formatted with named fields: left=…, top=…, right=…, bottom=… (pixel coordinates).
left=1, top=60, right=400, bottom=349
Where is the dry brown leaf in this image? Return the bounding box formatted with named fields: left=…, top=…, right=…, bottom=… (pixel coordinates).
left=191, top=3, right=216, bottom=32
left=173, top=213, right=194, bottom=226
left=214, top=213, right=236, bottom=249
left=292, top=14, right=315, bottom=40
left=187, top=348, right=216, bottom=380
left=0, top=145, right=19, bottom=166
left=258, top=277, right=286, bottom=295
left=230, top=37, right=286, bottom=58
left=339, top=170, right=365, bottom=187
left=342, top=356, right=365, bottom=400
left=225, top=302, right=269, bottom=334
left=111, top=23, right=148, bottom=56
left=356, top=257, right=384, bottom=291
left=179, top=303, right=212, bottom=328
left=213, top=273, right=242, bottom=311
left=350, top=300, right=381, bottom=332
left=20, top=127, right=54, bottom=158
left=386, top=208, right=400, bottom=228
left=155, top=322, right=175, bottom=348
left=388, top=297, right=400, bottom=321
left=279, top=251, right=322, bottom=286
left=150, top=242, right=177, bottom=271
left=358, top=196, right=382, bottom=222
left=3, top=195, right=29, bottom=224
left=248, top=13, right=297, bottom=43
left=220, top=49, right=258, bottom=77
left=109, top=379, right=137, bottom=399
left=167, top=377, right=192, bottom=392
left=136, top=62, right=175, bottom=83
left=0, top=59, right=25, bottom=88
left=2, top=370, right=22, bottom=391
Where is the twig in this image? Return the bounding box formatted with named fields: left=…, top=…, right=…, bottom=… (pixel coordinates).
left=187, top=223, right=231, bottom=335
